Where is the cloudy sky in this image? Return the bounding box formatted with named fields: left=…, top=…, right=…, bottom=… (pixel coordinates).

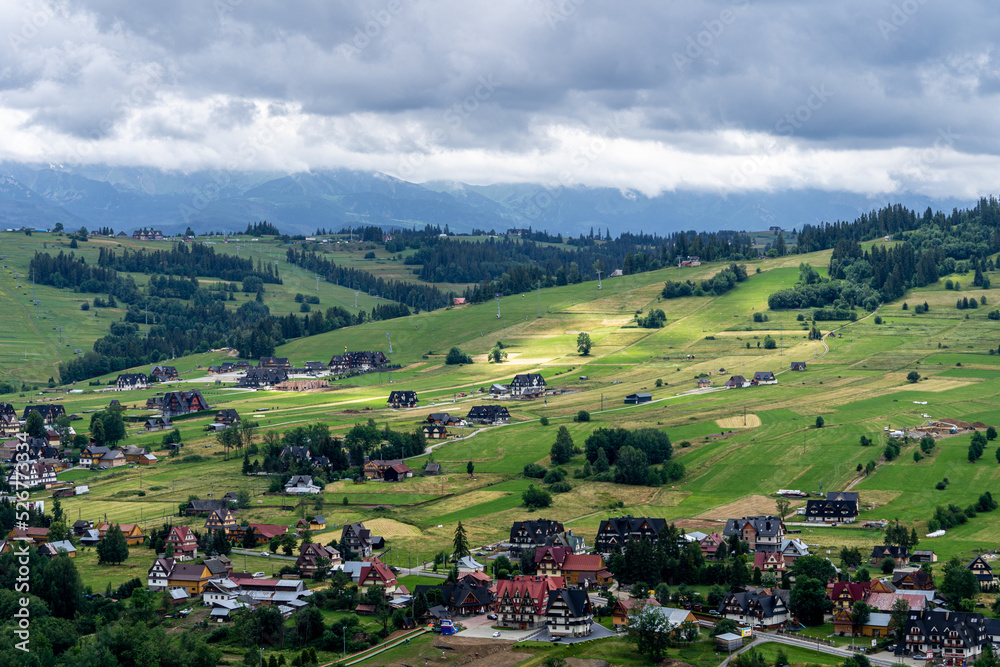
left=2, top=0, right=998, bottom=198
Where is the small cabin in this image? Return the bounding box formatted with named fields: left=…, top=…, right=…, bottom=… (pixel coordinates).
left=624, top=393, right=652, bottom=405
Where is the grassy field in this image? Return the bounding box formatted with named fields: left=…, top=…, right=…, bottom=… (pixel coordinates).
left=5, top=236, right=1000, bottom=603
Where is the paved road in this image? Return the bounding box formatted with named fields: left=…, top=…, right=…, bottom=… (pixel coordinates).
left=231, top=548, right=296, bottom=561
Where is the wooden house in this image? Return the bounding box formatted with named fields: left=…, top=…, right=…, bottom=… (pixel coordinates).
left=422, top=424, right=448, bottom=439
left=968, top=555, right=997, bottom=590
left=387, top=390, right=418, bottom=408
left=215, top=409, right=241, bottom=426
left=545, top=589, right=593, bottom=637
left=725, top=375, right=750, bottom=389
left=509, top=373, right=546, bottom=398
left=791, top=362, right=806, bottom=371
left=204, top=508, right=238, bottom=535
left=165, top=526, right=198, bottom=557
left=115, top=373, right=148, bottom=391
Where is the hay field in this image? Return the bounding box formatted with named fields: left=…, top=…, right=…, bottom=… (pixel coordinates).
left=716, top=413, right=762, bottom=428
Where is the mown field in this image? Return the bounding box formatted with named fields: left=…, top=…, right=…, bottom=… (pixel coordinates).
left=6, top=235, right=1000, bottom=606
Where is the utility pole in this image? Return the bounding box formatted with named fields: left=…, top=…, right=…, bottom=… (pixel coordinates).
left=596, top=269, right=602, bottom=290
left=316, top=274, right=319, bottom=291
left=386, top=332, right=392, bottom=354
left=495, top=293, right=501, bottom=319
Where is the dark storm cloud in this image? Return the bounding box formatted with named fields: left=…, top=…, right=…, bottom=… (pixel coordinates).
left=2, top=0, right=999, bottom=195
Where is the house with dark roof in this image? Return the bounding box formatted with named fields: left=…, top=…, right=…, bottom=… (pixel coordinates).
left=259, top=357, right=291, bottom=370
left=387, top=390, right=418, bottom=408
left=158, top=390, right=210, bottom=417
left=414, top=580, right=494, bottom=616
left=424, top=461, right=441, bottom=476
left=870, top=545, right=910, bottom=564
left=509, top=519, right=566, bottom=552
left=363, top=459, right=412, bottom=481
left=22, top=404, right=65, bottom=424
left=115, top=373, right=148, bottom=391
left=804, top=499, right=859, bottom=523
left=725, top=375, right=749, bottom=389
left=327, top=350, right=389, bottom=373
left=204, top=508, right=238, bottom=535
left=493, top=575, right=566, bottom=630
left=968, top=556, right=996, bottom=590
left=422, top=424, right=448, bottom=439
left=296, top=543, right=342, bottom=576
left=466, top=405, right=510, bottom=424
left=723, top=516, right=785, bottom=553
left=341, top=522, right=384, bottom=558
left=894, top=609, right=991, bottom=661
left=284, top=475, right=321, bottom=494
left=893, top=569, right=936, bottom=591
left=509, top=373, right=546, bottom=398
left=751, top=371, right=777, bottom=385
left=215, top=409, right=241, bottom=426
left=624, top=393, right=652, bottom=404
left=237, top=367, right=288, bottom=388
left=791, top=362, right=807, bottom=371
left=717, top=589, right=790, bottom=628
left=144, top=416, right=171, bottom=432
left=910, top=550, right=937, bottom=564
left=546, top=588, right=593, bottom=637
left=185, top=498, right=227, bottom=515
left=150, top=365, right=178, bottom=381
left=594, top=516, right=669, bottom=554
left=427, top=412, right=462, bottom=426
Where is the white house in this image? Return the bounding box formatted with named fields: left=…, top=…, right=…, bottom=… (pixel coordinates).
left=284, top=475, right=321, bottom=494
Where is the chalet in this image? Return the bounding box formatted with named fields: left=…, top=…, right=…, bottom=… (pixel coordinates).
left=752, top=551, right=786, bottom=573
left=697, top=378, right=711, bottom=388
left=718, top=589, right=790, bottom=629
left=509, top=519, right=566, bottom=552
left=296, top=543, right=342, bottom=576
left=237, top=368, right=288, bottom=388
left=164, top=526, right=198, bottom=557
left=466, top=405, right=510, bottom=424
left=79, top=529, right=101, bottom=547
left=493, top=575, right=565, bottom=630
left=543, top=529, right=587, bottom=554
left=804, top=499, right=858, bottom=523
left=414, top=581, right=494, bottom=616
left=133, top=228, right=164, bottom=241
left=100, top=449, right=126, bottom=468
left=341, top=522, right=384, bottom=558
left=894, top=609, right=990, bottom=661
left=595, top=516, right=668, bottom=554
left=349, top=558, right=398, bottom=595
left=144, top=416, right=171, bottom=432
left=162, top=561, right=215, bottom=595
left=204, top=508, right=238, bottom=535
left=699, top=532, right=727, bottom=560
left=137, top=453, right=157, bottom=465
left=122, top=445, right=149, bottom=463
left=387, top=390, right=418, bottom=408
left=870, top=545, right=910, bottom=565
left=107, top=400, right=121, bottom=411
left=725, top=375, right=750, bottom=389
left=832, top=609, right=893, bottom=637
left=5, top=461, right=56, bottom=488
left=827, top=581, right=872, bottom=611
left=38, top=540, right=76, bottom=558
left=893, top=570, right=936, bottom=591
left=115, top=373, right=148, bottom=391
left=185, top=498, right=227, bottom=515
left=159, top=390, right=210, bottom=417
left=624, top=393, right=652, bottom=404
left=7, top=527, right=50, bottom=544
left=426, top=412, right=462, bottom=426
left=424, top=461, right=441, bottom=476
left=71, top=519, right=94, bottom=536
left=245, top=524, right=288, bottom=545
left=910, top=550, right=938, bottom=564
left=22, top=404, right=65, bottom=424
left=258, top=357, right=291, bottom=370
left=96, top=522, right=146, bottom=546
left=509, top=373, right=546, bottom=398
left=363, top=459, right=412, bottom=481
left=327, top=351, right=389, bottom=373
left=280, top=446, right=312, bottom=463
left=751, top=371, right=777, bottom=385
left=611, top=598, right=660, bottom=628
left=791, top=362, right=806, bottom=371
left=214, top=409, right=241, bottom=426
left=150, top=365, right=178, bottom=381
left=284, top=475, right=321, bottom=494
left=546, top=588, right=594, bottom=637
left=780, top=538, right=810, bottom=564
left=968, top=556, right=997, bottom=590
left=275, top=378, right=329, bottom=391
left=422, top=424, right=448, bottom=439
left=533, top=548, right=612, bottom=589
left=723, top=516, right=785, bottom=553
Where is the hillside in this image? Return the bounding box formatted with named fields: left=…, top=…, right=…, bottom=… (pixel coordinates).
left=8, top=237, right=1000, bottom=596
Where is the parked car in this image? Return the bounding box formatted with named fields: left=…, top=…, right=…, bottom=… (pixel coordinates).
left=550, top=637, right=561, bottom=642
left=492, top=631, right=501, bottom=638
left=487, top=613, right=497, bottom=620
left=261, top=552, right=269, bottom=557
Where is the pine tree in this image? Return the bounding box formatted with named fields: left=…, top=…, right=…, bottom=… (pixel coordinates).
left=594, top=447, right=610, bottom=473
left=550, top=426, right=574, bottom=464
left=97, top=524, right=130, bottom=564
left=452, top=521, right=470, bottom=560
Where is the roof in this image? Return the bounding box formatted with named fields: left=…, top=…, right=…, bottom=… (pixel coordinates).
left=867, top=612, right=892, bottom=627
left=866, top=592, right=925, bottom=611
left=646, top=606, right=694, bottom=626
left=717, top=633, right=742, bottom=641
left=723, top=516, right=783, bottom=538
left=545, top=588, right=590, bottom=617
left=457, top=556, right=484, bottom=569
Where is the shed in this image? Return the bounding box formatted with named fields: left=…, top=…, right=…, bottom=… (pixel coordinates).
left=624, top=393, right=652, bottom=405
left=716, top=633, right=743, bottom=652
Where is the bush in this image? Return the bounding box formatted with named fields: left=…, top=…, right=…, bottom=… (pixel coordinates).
left=522, top=484, right=552, bottom=509
left=445, top=347, right=473, bottom=365
left=549, top=481, right=572, bottom=493
left=907, top=371, right=920, bottom=383
left=763, top=335, right=777, bottom=349
left=655, top=379, right=662, bottom=387
left=874, top=316, right=882, bottom=324
left=523, top=463, right=547, bottom=479
left=575, top=410, right=591, bottom=422
left=935, top=481, right=947, bottom=490
left=543, top=468, right=567, bottom=484
left=80, top=302, right=90, bottom=311
left=539, top=416, right=549, bottom=426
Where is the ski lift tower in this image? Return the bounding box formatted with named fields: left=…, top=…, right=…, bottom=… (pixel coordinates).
left=386, top=332, right=392, bottom=354
left=596, top=269, right=603, bottom=290
left=495, top=293, right=502, bottom=319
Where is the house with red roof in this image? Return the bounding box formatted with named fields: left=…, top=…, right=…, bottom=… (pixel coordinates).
left=827, top=581, right=872, bottom=611
left=534, top=547, right=613, bottom=589
left=752, top=551, right=786, bottom=573
left=165, top=526, right=198, bottom=558
left=494, top=575, right=565, bottom=630
left=611, top=597, right=660, bottom=629
left=699, top=532, right=726, bottom=560
left=245, top=523, right=288, bottom=545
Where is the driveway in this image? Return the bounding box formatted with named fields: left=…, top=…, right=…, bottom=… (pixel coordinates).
left=458, top=624, right=540, bottom=641
left=537, top=623, right=617, bottom=645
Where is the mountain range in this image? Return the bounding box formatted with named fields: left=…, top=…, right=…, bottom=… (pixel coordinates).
left=0, top=162, right=975, bottom=237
